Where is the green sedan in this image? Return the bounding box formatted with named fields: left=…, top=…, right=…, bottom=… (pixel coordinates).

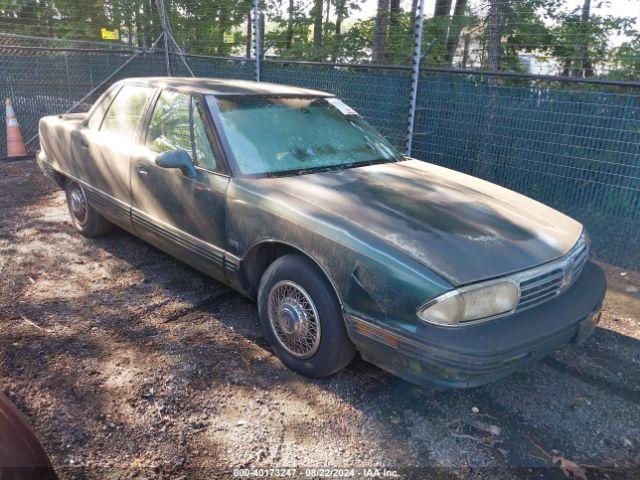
left=37, top=77, right=606, bottom=389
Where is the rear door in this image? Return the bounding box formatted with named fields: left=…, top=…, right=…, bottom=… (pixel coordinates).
left=70, top=84, right=155, bottom=228
left=131, top=89, right=230, bottom=280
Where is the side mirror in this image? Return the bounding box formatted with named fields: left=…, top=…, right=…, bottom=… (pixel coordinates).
left=155, top=149, right=197, bottom=178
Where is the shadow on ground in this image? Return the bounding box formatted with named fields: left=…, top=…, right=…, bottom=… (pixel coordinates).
left=1, top=159, right=639, bottom=479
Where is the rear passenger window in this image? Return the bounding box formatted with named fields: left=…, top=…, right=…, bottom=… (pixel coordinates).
left=100, top=85, right=154, bottom=140
left=87, top=87, right=118, bottom=130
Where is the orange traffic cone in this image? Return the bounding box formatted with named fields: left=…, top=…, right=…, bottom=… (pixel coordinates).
left=5, top=98, right=29, bottom=160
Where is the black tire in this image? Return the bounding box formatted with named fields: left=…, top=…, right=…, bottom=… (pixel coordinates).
left=258, top=254, right=356, bottom=378
left=64, top=179, right=112, bottom=237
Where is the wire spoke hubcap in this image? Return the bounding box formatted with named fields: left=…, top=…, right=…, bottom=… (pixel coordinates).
left=69, top=182, right=88, bottom=225
left=267, top=280, right=321, bottom=359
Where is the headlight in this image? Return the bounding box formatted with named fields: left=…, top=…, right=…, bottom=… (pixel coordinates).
left=417, top=280, right=520, bottom=327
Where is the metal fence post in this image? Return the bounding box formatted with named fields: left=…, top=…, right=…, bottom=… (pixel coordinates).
left=405, top=0, right=425, bottom=157
left=253, top=0, right=261, bottom=81
left=156, top=0, right=172, bottom=76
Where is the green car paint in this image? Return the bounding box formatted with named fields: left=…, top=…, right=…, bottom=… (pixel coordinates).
left=37, top=77, right=606, bottom=389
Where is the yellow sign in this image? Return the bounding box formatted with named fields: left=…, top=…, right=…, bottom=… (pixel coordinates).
left=100, top=28, right=120, bottom=40
left=223, top=32, right=234, bottom=44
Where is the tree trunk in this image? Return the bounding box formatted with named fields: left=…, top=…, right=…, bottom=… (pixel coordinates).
left=372, top=0, right=390, bottom=63
left=259, top=12, right=265, bottom=58
left=335, top=0, right=345, bottom=37
left=285, top=0, right=294, bottom=49
left=389, top=0, right=401, bottom=27
left=312, top=0, right=323, bottom=48
left=134, top=8, right=143, bottom=47
left=194, top=16, right=201, bottom=53
left=127, top=18, right=133, bottom=44
left=386, top=0, right=401, bottom=61
left=36, top=0, right=54, bottom=37
left=461, top=33, right=470, bottom=68
left=488, top=0, right=501, bottom=71
left=143, top=1, right=151, bottom=48
left=434, top=0, right=452, bottom=61
left=580, top=0, right=593, bottom=77
left=246, top=12, right=252, bottom=58
left=444, top=0, right=467, bottom=64
left=217, top=11, right=226, bottom=55
left=433, top=0, right=452, bottom=17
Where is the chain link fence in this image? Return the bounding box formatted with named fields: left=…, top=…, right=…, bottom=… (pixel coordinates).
left=0, top=0, right=638, bottom=270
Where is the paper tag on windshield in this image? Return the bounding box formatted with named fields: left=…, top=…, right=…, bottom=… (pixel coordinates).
left=327, top=97, right=359, bottom=116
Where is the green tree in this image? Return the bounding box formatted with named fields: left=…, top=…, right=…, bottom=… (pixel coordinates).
left=551, top=4, right=634, bottom=77
left=611, top=33, right=640, bottom=80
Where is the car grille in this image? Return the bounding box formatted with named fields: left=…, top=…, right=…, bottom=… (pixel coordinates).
left=517, top=268, right=565, bottom=310
left=515, top=235, right=588, bottom=312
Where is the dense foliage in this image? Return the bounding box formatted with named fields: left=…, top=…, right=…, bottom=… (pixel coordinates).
left=0, top=0, right=637, bottom=78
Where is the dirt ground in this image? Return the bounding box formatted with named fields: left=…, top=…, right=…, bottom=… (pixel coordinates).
left=1, top=159, right=639, bottom=479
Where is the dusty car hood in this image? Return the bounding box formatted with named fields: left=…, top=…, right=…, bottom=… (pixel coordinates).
left=256, top=159, right=583, bottom=285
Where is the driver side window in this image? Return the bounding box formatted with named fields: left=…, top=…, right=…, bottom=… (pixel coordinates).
left=147, top=90, right=191, bottom=154
left=146, top=90, right=220, bottom=173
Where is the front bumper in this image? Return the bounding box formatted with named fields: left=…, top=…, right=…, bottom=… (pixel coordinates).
left=345, top=261, right=606, bottom=389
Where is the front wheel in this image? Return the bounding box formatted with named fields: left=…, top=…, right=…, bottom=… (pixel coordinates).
left=65, top=179, right=112, bottom=237
left=258, top=254, right=356, bottom=379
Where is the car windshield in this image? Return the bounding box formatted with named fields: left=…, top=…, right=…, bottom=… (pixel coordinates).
left=210, top=96, right=403, bottom=176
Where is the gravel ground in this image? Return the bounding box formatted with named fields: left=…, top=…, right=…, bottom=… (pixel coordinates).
left=1, top=159, right=639, bottom=479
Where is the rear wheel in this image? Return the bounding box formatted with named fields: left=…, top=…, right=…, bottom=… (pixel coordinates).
left=258, top=254, right=356, bottom=378
left=65, top=179, right=112, bottom=237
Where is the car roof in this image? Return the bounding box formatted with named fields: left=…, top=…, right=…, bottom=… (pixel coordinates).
left=116, top=77, right=332, bottom=97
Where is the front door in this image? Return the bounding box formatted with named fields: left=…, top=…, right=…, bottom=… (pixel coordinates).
left=131, top=89, right=229, bottom=280
left=70, top=84, right=155, bottom=228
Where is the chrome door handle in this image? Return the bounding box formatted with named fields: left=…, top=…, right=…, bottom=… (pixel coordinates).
left=137, top=164, right=149, bottom=176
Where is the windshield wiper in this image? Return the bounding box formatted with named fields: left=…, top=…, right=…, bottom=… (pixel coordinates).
left=267, top=158, right=394, bottom=178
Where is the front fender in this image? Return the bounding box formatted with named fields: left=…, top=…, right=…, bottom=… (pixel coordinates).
left=227, top=179, right=452, bottom=335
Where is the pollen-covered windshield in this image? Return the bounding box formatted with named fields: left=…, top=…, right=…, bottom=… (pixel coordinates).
left=210, top=96, right=402, bottom=176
